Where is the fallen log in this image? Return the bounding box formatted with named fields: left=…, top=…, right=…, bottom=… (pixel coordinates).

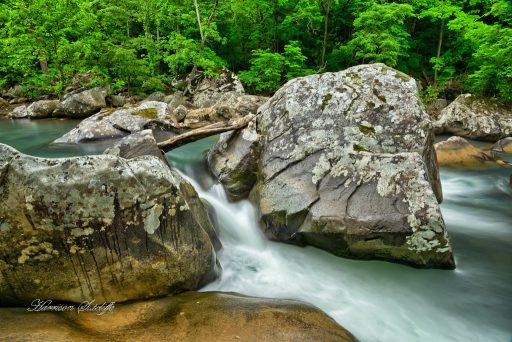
left=157, top=113, right=255, bottom=152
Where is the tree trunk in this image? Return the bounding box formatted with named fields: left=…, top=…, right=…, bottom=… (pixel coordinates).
left=157, top=114, right=255, bottom=152
left=434, top=20, right=445, bottom=85
left=320, top=1, right=332, bottom=70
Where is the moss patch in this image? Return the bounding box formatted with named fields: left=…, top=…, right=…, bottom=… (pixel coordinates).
left=132, top=108, right=158, bottom=119
left=358, top=124, right=375, bottom=135
left=321, top=94, right=333, bottom=111
left=372, top=88, right=387, bottom=103
left=353, top=144, right=368, bottom=152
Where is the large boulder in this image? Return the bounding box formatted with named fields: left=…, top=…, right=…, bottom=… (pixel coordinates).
left=54, top=101, right=174, bottom=144
left=7, top=105, right=28, bottom=119
left=53, top=88, right=107, bottom=118
left=209, top=63, right=453, bottom=268
left=434, top=136, right=497, bottom=167
left=492, top=137, right=512, bottom=154
left=433, top=94, right=512, bottom=141
left=0, top=292, right=356, bottom=342
left=191, top=70, right=245, bottom=108
left=0, top=143, right=219, bottom=305
left=26, top=100, right=60, bottom=119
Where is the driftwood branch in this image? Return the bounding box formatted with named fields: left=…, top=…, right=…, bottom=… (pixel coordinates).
left=157, top=114, right=255, bottom=152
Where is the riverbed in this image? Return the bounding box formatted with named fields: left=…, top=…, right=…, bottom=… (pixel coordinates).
left=1, top=118, right=511, bottom=342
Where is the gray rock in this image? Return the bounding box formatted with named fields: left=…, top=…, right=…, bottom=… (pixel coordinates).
left=0, top=143, right=219, bottom=305
left=144, top=91, right=166, bottom=102
left=208, top=121, right=261, bottom=200
left=492, top=137, right=512, bottom=154
left=192, top=70, right=245, bottom=108
left=108, top=94, right=127, bottom=108
left=104, top=129, right=167, bottom=164
left=26, top=100, right=60, bottom=119
left=173, top=104, right=188, bottom=122
left=53, top=88, right=107, bottom=118
left=209, top=63, right=453, bottom=268
left=7, top=105, right=28, bottom=119
left=54, top=101, right=171, bottom=144
left=8, top=97, right=28, bottom=105
left=433, top=94, right=512, bottom=141
left=0, top=97, right=8, bottom=108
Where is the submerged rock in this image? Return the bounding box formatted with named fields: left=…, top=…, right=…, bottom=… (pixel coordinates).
left=435, top=136, right=497, bottom=167
left=0, top=143, right=219, bottom=305
left=433, top=94, right=512, bottom=141
left=27, top=100, right=60, bottom=119
left=54, top=101, right=173, bottom=144
left=0, top=292, right=356, bottom=342
left=53, top=88, right=107, bottom=118
left=209, top=63, right=454, bottom=268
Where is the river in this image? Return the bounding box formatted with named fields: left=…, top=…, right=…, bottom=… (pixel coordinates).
left=0, top=118, right=511, bottom=342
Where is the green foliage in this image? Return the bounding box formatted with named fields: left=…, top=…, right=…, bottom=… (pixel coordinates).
left=0, top=0, right=509, bottom=103
left=348, top=3, right=414, bottom=67
left=239, top=42, right=312, bottom=92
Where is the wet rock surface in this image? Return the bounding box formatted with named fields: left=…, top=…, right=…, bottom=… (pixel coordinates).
left=209, top=63, right=453, bottom=268
left=0, top=143, right=219, bottom=304
left=0, top=292, right=356, bottom=342
left=434, top=136, right=498, bottom=167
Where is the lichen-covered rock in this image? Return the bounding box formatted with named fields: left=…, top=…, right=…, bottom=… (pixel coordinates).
left=0, top=143, right=219, bottom=305
left=7, top=105, right=28, bottom=119
left=210, top=63, right=453, bottom=268
left=0, top=97, right=8, bottom=108
left=434, top=136, right=496, bottom=167
left=144, top=91, right=166, bottom=102
left=54, top=101, right=172, bottom=144
left=103, top=129, right=168, bottom=163
left=0, top=292, right=356, bottom=342
left=192, top=70, right=245, bottom=108
left=53, top=88, right=107, bottom=118
left=108, top=95, right=127, bottom=108
left=492, top=137, right=512, bottom=154
left=433, top=94, right=512, bottom=141
left=208, top=121, right=261, bottom=200
left=183, top=92, right=268, bottom=128
left=26, top=100, right=60, bottom=119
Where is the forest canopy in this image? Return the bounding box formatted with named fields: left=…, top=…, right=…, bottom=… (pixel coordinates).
left=0, top=0, right=511, bottom=103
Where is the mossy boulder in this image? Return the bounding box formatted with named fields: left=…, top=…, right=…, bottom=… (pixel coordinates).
left=0, top=143, right=219, bottom=305
left=208, top=63, right=454, bottom=268
left=54, top=101, right=172, bottom=144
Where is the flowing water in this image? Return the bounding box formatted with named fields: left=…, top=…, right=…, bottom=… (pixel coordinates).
left=1, top=118, right=511, bottom=342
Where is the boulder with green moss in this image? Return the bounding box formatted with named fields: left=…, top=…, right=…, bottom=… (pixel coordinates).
left=208, top=63, right=454, bottom=268
left=0, top=143, right=219, bottom=305
left=54, top=101, right=172, bottom=144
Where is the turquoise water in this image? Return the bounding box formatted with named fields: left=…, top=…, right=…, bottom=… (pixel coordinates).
left=1, top=119, right=511, bottom=342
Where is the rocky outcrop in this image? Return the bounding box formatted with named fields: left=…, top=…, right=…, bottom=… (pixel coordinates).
left=144, top=92, right=166, bottom=102
left=209, top=63, right=453, bottom=268
left=0, top=97, right=8, bottom=108
left=7, top=105, right=28, bottom=119
left=0, top=292, right=356, bottom=342
left=434, top=136, right=497, bottom=167
left=103, top=129, right=168, bottom=163
left=53, top=88, right=107, bottom=118
left=54, top=101, right=173, bottom=144
left=433, top=94, right=512, bottom=141
left=191, top=70, right=245, bottom=108
left=208, top=121, right=261, bottom=200
left=26, top=100, right=60, bottom=119
left=0, top=143, right=219, bottom=305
